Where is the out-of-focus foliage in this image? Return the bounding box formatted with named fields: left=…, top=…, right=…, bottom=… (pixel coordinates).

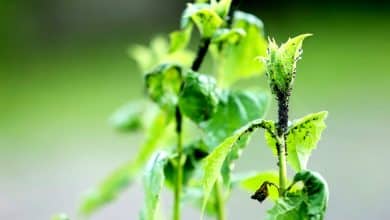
left=212, top=11, right=268, bottom=87
left=79, top=111, right=172, bottom=215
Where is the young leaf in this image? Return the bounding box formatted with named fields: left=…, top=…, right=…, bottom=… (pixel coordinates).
left=178, top=71, right=219, bottom=123
left=211, top=28, right=246, bottom=44
left=213, top=11, right=267, bottom=87
left=238, top=170, right=280, bottom=201
left=140, top=152, right=169, bottom=220
left=266, top=170, right=328, bottom=220
left=260, top=34, right=312, bottom=94
left=79, top=111, right=171, bottom=215
left=201, top=118, right=274, bottom=216
left=286, top=111, right=328, bottom=172
left=181, top=3, right=223, bottom=38
left=211, top=0, right=232, bottom=18
left=145, top=63, right=183, bottom=113
left=169, top=25, right=193, bottom=53
left=129, top=36, right=194, bottom=73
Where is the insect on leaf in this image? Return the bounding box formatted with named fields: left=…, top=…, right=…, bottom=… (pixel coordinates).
left=260, top=34, right=312, bottom=94
left=286, top=111, right=328, bottom=172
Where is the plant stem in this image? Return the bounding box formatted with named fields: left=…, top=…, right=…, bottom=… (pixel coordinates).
left=214, top=178, right=226, bottom=220
left=276, top=92, right=289, bottom=196
left=173, top=106, right=183, bottom=220
left=173, top=26, right=213, bottom=220
left=191, top=38, right=211, bottom=71
left=277, top=138, right=288, bottom=196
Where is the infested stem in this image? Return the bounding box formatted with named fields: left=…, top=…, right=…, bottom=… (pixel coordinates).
left=173, top=106, right=183, bottom=220
left=276, top=92, right=289, bottom=196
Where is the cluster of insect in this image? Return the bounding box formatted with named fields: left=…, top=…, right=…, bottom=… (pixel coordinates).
left=54, top=0, right=329, bottom=220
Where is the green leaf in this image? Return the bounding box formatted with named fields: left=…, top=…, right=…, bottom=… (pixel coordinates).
left=263, top=111, right=328, bottom=172
left=79, top=111, right=171, bottom=215
left=211, top=28, right=246, bottom=44
left=169, top=25, right=193, bottom=53
left=182, top=184, right=220, bottom=216
left=129, top=36, right=194, bottom=73
left=264, top=121, right=278, bottom=155
left=145, top=63, right=183, bottom=113
left=181, top=3, right=223, bottom=38
left=212, top=11, right=267, bottom=87
left=266, top=170, right=328, bottom=220
left=293, top=170, right=329, bottom=219
left=51, top=214, right=69, bottom=220
left=178, top=71, right=219, bottom=123
left=211, top=0, right=232, bottom=18
left=164, top=140, right=209, bottom=188
left=201, top=133, right=241, bottom=217
left=265, top=193, right=305, bottom=220
left=200, top=90, right=269, bottom=184
left=200, top=90, right=269, bottom=148
left=260, top=34, right=312, bottom=94
left=140, top=152, right=169, bottom=220
left=109, top=100, right=145, bottom=132
left=239, top=170, right=280, bottom=201
left=201, top=118, right=273, bottom=216
left=286, top=111, right=328, bottom=172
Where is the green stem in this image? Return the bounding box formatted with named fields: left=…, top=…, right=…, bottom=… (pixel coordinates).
left=277, top=138, right=288, bottom=196
left=214, top=178, right=226, bottom=220
left=173, top=106, right=183, bottom=220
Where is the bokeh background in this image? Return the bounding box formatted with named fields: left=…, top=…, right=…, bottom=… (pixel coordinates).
left=1, top=0, right=390, bottom=219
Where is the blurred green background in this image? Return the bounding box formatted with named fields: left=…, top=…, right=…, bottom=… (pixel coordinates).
left=1, top=0, right=389, bottom=219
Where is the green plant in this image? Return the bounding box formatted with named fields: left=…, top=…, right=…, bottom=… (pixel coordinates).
left=62, top=1, right=328, bottom=220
